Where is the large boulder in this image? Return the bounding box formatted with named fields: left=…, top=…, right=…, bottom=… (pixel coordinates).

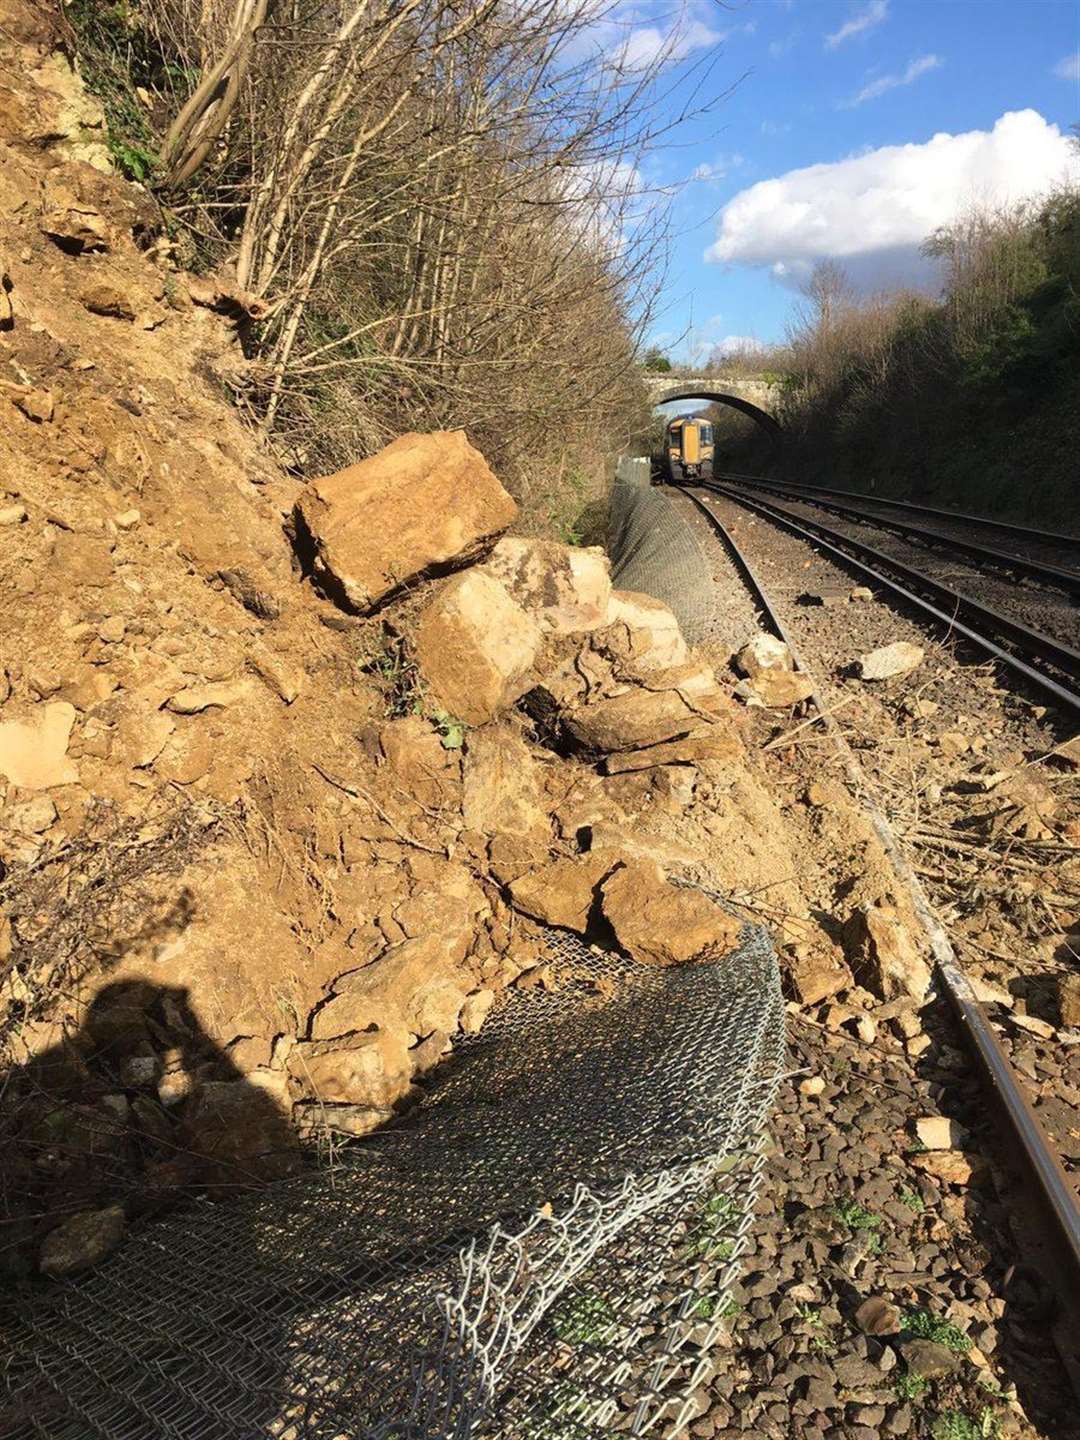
left=415, top=570, right=542, bottom=726
left=601, top=862, right=741, bottom=966
left=293, top=431, right=517, bottom=612
left=480, top=537, right=611, bottom=635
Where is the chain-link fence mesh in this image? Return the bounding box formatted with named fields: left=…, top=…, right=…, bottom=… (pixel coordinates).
left=607, top=461, right=719, bottom=645
left=2, top=913, right=783, bottom=1440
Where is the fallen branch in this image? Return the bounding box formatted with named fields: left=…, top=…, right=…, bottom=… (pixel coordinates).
left=761, top=693, right=859, bottom=753
left=311, top=763, right=446, bottom=855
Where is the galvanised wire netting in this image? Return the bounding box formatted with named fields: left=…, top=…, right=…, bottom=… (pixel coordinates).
left=1, top=917, right=783, bottom=1440
left=607, top=462, right=719, bottom=645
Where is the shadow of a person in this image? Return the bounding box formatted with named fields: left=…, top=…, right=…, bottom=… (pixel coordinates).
left=0, top=977, right=301, bottom=1439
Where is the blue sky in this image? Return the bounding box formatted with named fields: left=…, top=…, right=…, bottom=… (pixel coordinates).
left=626, top=0, right=1080, bottom=362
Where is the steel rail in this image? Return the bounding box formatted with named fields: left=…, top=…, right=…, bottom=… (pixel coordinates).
left=719, top=476, right=1080, bottom=594
left=697, top=481, right=1080, bottom=715
left=680, top=483, right=1080, bottom=1355
left=716, top=471, right=1080, bottom=552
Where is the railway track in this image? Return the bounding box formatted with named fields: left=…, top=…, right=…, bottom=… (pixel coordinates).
left=697, top=478, right=1080, bottom=717
left=715, top=471, right=1080, bottom=559
left=676, top=481, right=1080, bottom=1398
left=715, top=473, right=1080, bottom=596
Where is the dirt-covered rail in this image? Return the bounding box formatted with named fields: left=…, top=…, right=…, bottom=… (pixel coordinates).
left=697, top=480, right=1080, bottom=716
left=678, top=482, right=1080, bottom=1367
left=715, top=473, right=1080, bottom=595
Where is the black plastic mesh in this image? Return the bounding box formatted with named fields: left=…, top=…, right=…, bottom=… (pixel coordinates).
left=1, top=921, right=783, bottom=1440
left=607, top=464, right=720, bottom=645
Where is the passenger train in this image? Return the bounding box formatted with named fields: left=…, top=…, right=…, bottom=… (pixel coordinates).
left=662, top=415, right=714, bottom=482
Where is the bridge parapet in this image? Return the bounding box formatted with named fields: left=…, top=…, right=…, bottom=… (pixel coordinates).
left=644, top=371, right=783, bottom=435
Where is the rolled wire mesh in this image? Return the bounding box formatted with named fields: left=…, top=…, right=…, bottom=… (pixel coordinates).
left=2, top=914, right=783, bottom=1440
left=607, top=463, right=720, bottom=645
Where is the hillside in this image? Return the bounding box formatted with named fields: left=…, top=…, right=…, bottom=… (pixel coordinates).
left=0, top=1, right=910, bottom=1287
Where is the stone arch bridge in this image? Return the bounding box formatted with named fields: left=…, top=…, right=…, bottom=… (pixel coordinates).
left=644, top=371, right=782, bottom=436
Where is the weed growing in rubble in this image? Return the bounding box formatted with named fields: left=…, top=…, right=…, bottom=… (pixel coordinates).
left=904, top=1308, right=973, bottom=1354
left=930, top=1408, right=999, bottom=1440
left=898, top=1186, right=925, bottom=1213
left=430, top=709, right=466, bottom=750
left=895, top=1373, right=929, bottom=1403
left=549, top=1292, right=614, bottom=1346
left=793, top=1304, right=838, bottom=1357
left=829, top=1199, right=881, bottom=1233
left=687, top=1192, right=739, bottom=1260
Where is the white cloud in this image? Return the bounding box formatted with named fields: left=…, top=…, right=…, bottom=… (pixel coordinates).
left=713, top=335, right=762, bottom=357
left=1054, top=52, right=1080, bottom=81
left=843, top=53, right=941, bottom=106
left=825, top=0, right=888, bottom=50
left=692, top=153, right=744, bottom=182
left=705, top=109, right=1077, bottom=290
left=613, top=14, right=723, bottom=71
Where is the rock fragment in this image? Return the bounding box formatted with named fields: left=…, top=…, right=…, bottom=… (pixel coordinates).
left=603, top=590, right=689, bottom=669
left=915, top=1116, right=965, bottom=1151
left=416, top=570, right=542, bottom=726
left=166, top=680, right=252, bottom=714
left=287, top=1031, right=411, bottom=1109
left=735, top=632, right=792, bottom=678
left=0, top=701, right=78, bottom=788
left=847, top=902, right=931, bottom=1002
left=294, top=430, right=517, bottom=612
left=857, top=642, right=924, bottom=681
left=462, top=727, right=548, bottom=838
left=854, top=1296, right=901, bottom=1336
left=601, top=861, right=741, bottom=966
left=39, top=1206, right=126, bottom=1276
left=509, top=854, right=615, bottom=933
left=1058, top=973, right=1080, bottom=1030
left=736, top=669, right=814, bottom=709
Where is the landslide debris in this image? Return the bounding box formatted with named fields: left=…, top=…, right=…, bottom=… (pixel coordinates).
left=0, top=11, right=932, bottom=1286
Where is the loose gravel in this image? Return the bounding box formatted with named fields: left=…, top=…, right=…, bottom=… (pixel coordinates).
left=662, top=486, right=1080, bottom=1437
left=703, top=1003, right=1074, bottom=1439
left=721, top=484, right=1080, bottom=654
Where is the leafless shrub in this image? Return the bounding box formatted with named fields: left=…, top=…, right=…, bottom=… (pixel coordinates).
left=141, top=0, right=734, bottom=521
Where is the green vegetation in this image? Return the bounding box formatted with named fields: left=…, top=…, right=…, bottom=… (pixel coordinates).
left=895, top=1373, right=929, bottom=1402
left=829, top=1199, right=881, bottom=1232
left=898, top=1187, right=925, bottom=1214
left=687, top=1192, right=739, bottom=1260
left=793, top=1303, right=837, bottom=1357
left=429, top=709, right=466, bottom=751
left=642, top=348, right=672, bottom=372
left=903, top=1308, right=973, bottom=1354
left=930, top=1408, right=999, bottom=1440
left=548, top=1292, right=614, bottom=1346
left=62, top=1, right=168, bottom=180
left=722, top=172, right=1080, bottom=528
